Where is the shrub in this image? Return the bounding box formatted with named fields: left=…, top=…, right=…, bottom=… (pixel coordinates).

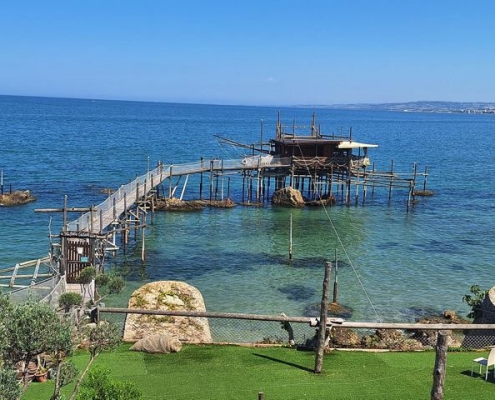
left=77, top=267, right=96, bottom=285
left=462, top=285, right=488, bottom=320
left=59, top=292, right=83, bottom=312
left=75, top=368, right=142, bottom=400
left=0, top=368, right=22, bottom=400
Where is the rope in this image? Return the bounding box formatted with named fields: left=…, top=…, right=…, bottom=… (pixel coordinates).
left=292, top=131, right=382, bottom=321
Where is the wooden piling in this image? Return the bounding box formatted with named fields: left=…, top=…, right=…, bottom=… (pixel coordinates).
left=289, top=213, right=293, bottom=260
left=315, top=260, right=331, bottom=374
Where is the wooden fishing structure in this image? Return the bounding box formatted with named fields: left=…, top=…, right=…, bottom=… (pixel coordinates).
left=1, top=113, right=429, bottom=295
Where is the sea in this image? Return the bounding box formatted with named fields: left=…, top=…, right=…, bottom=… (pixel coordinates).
left=1, top=95, right=494, bottom=323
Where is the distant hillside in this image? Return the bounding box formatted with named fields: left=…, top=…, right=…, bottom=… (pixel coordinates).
left=321, top=101, right=495, bottom=114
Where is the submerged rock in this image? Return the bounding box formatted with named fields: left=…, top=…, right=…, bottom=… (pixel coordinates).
left=303, top=302, right=354, bottom=319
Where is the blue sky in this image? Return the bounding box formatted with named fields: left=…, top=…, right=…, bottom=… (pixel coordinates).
left=1, top=1, right=494, bottom=105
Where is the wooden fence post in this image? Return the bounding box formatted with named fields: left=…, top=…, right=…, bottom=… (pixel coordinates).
left=314, top=261, right=331, bottom=374
left=431, top=330, right=448, bottom=400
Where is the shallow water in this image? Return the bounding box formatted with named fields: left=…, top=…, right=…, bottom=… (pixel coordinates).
left=1, top=95, right=494, bottom=322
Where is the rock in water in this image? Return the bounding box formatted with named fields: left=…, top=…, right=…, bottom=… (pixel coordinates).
left=123, top=281, right=212, bottom=343
left=271, top=187, right=305, bottom=207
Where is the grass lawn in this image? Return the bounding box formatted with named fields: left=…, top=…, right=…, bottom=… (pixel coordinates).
left=23, top=344, right=495, bottom=399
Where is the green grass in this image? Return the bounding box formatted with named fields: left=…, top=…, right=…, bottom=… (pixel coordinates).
left=23, top=344, right=495, bottom=400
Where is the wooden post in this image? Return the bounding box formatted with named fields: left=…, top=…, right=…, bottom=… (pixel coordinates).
left=258, top=392, right=265, bottom=400
left=63, top=195, right=68, bottom=232
left=242, top=171, right=246, bottom=202
left=315, top=261, right=331, bottom=374
left=289, top=213, right=293, bottom=260
left=431, top=331, right=448, bottom=400
left=141, top=211, right=146, bottom=263
left=423, top=166, right=429, bottom=191
left=209, top=160, right=214, bottom=202
left=388, top=160, right=394, bottom=202
left=408, top=163, right=418, bottom=212
left=333, top=250, right=338, bottom=304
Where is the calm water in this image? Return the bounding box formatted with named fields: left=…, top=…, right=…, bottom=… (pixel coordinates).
left=1, top=95, right=494, bottom=322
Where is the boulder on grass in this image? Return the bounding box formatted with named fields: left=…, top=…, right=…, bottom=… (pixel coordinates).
left=130, top=333, right=182, bottom=354
left=123, top=281, right=212, bottom=343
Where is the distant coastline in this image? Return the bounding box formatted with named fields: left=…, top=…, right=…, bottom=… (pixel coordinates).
left=303, top=101, right=495, bottom=114
left=1, top=95, right=494, bottom=114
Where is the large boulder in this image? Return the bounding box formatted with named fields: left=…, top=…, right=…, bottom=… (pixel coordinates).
left=463, top=286, right=495, bottom=348
left=271, top=187, right=305, bottom=207
left=479, top=287, right=495, bottom=324
left=123, top=281, right=212, bottom=343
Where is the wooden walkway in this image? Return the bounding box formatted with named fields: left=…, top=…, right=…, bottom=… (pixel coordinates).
left=66, top=155, right=289, bottom=233
left=2, top=154, right=424, bottom=292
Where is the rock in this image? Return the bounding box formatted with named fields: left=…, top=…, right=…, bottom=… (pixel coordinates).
left=271, top=187, right=305, bottom=207
left=130, top=333, right=182, bottom=353
left=155, top=198, right=236, bottom=211
left=463, top=286, right=495, bottom=348
left=0, top=190, right=36, bottom=206
left=155, top=198, right=204, bottom=211
left=361, top=329, right=423, bottom=351
left=123, top=281, right=212, bottom=343
left=478, top=287, right=495, bottom=324
left=409, top=310, right=468, bottom=348
left=329, top=327, right=361, bottom=347
left=305, top=194, right=336, bottom=207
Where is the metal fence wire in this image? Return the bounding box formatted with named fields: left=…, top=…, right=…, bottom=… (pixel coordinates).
left=99, top=308, right=495, bottom=351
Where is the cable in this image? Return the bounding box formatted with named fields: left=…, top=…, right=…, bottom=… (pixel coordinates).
left=290, top=120, right=382, bottom=321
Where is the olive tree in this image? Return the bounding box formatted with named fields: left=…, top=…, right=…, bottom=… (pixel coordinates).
left=0, top=298, right=75, bottom=398
left=69, top=322, right=121, bottom=400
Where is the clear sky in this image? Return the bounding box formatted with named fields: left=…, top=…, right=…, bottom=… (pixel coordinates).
left=1, top=1, right=494, bottom=106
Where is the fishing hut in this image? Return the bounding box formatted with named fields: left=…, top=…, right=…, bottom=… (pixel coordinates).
left=233, top=113, right=382, bottom=205
left=269, top=113, right=377, bottom=203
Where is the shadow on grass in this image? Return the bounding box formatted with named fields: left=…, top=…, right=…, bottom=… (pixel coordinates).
left=461, top=370, right=495, bottom=384
left=252, top=353, right=314, bottom=373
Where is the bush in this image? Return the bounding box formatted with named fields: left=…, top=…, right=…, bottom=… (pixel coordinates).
left=0, top=368, right=22, bottom=400
left=107, top=276, right=125, bottom=294
left=57, top=361, right=78, bottom=387
left=462, top=285, right=488, bottom=320
left=77, top=267, right=96, bottom=285
left=76, top=368, right=143, bottom=400
left=59, top=292, right=83, bottom=311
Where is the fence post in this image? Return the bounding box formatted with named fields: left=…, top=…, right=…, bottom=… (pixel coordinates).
left=431, top=330, right=448, bottom=400
left=315, top=261, right=331, bottom=374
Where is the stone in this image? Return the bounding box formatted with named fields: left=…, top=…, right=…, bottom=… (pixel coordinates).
left=0, top=190, right=36, bottom=206
left=123, top=281, right=212, bottom=343
left=463, top=286, right=495, bottom=348
left=478, top=287, right=495, bottom=324
left=130, top=333, right=182, bottom=353
left=271, top=187, right=305, bottom=207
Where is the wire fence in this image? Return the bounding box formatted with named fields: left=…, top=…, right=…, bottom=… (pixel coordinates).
left=8, top=275, right=64, bottom=307
left=98, top=308, right=495, bottom=351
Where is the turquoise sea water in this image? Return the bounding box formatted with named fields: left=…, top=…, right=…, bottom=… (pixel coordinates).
left=1, top=95, right=494, bottom=322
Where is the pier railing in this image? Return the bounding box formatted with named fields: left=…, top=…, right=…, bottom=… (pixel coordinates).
left=66, top=156, right=291, bottom=233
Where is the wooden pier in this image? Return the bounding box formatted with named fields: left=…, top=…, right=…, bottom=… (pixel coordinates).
left=3, top=115, right=429, bottom=295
